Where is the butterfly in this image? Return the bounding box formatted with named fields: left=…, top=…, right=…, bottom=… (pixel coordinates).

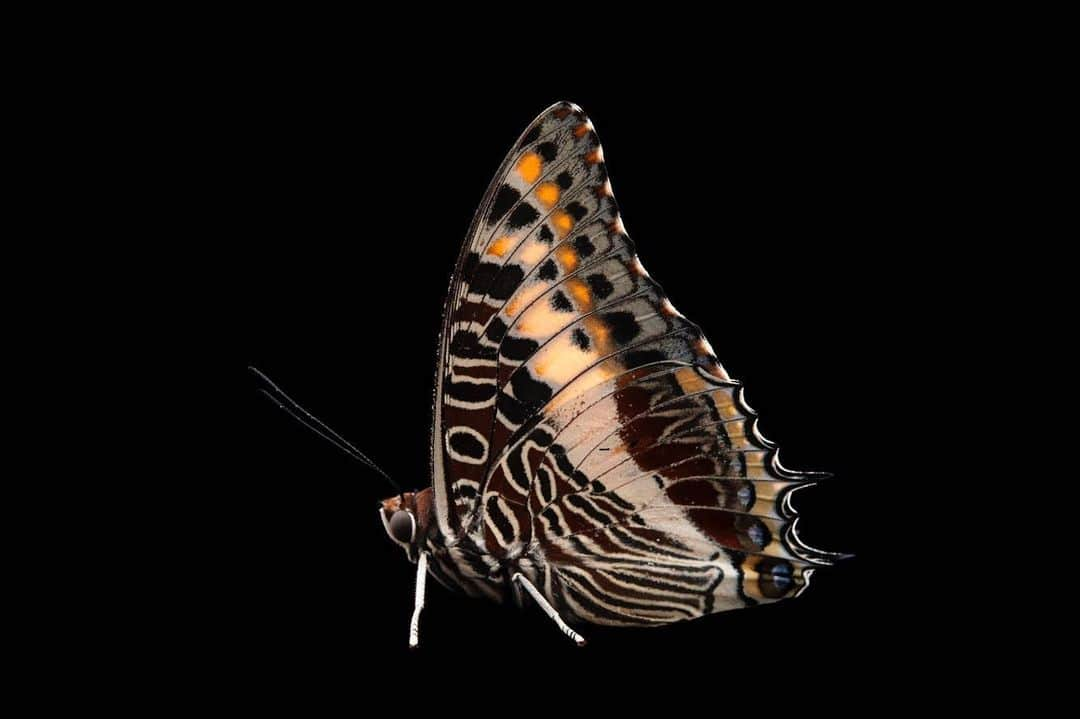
left=254, top=101, right=844, bottom=648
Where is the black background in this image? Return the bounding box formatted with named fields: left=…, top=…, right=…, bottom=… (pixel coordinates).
left=191, top=67, right=944, bottom=704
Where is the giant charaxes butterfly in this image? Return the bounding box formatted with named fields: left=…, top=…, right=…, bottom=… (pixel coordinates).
left=255, top=101, right=844, bottom=648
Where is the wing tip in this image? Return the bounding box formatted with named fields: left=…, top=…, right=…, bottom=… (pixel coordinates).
left=548, top=99, right=584, bottom=112
left=536, top=100, right=588, bottom=123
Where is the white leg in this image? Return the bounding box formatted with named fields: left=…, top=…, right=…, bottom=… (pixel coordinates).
left=409, top=552, right=428, bottom=649
left=512, top=572, right=586, bottom=647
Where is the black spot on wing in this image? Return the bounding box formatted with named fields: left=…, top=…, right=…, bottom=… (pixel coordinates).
left=537, top=467, right=556, bottom=505
left=485, top=317, right=508, bottom=343
left=603, top=311, right=641, bottom=345
left=489, top=265, right=525, bottom=301
left=462, top=251, right=479, bottom=277
left=572, top=328, right=590, bottom=350
left=505, top=448, right=530, bottom=492
left=470, top=261, right=499, bottom=291
left=538, top=226, right=554, bottom=244
left=556, top=171, right=574, bottom=190
left=586, top=273, right=614, bottom=299
left=507, top=203, right=540, bottom=230
left=497, top=392, right=529, bottom=426
left=551, top=445, right=572, bottom=473
left=486, top=495, right=516, bottom=543
left=537, top=142, right=557, bottom=162
left=551, top=446, right=589, bottom=488
left=565, top=202, right=588, bottom=221
left=550, top=291, right=573, bottom=312
left=448, top=430, right=486, bottom=460
left=519, top=125, right=541, bottom=147
left=446, top=380, right=497, bottom=404
left=529, top=427, right=554, bottom=448
left=488, top=185, right=520, bottom=224
left=510, top=369, right=552, bottom=411
left=623, top=349, right=667, bottom=367
left=573, top=236, right=595, bottom=258
left=501, top=336, right=539, bottom=362
left=538, top=260, right=558, bottom=281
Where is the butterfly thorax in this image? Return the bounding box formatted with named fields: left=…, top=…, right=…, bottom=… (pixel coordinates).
left=381, top=488, right=526, bottom=604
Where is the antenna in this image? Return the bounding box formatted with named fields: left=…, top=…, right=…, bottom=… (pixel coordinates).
left=249, top=366, right=403, bottom=495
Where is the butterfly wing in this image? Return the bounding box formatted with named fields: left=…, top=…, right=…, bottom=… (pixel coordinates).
left=433, top=102, right=838, bottom=624
left=517, top=368, right=837, bottom=625
left=432, top=101, right=626, bottom=538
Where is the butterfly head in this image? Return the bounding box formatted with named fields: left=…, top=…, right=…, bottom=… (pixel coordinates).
left=378, top=489, right=432, bottom=562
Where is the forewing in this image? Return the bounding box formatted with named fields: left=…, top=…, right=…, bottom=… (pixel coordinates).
left=432, top=101, right=728, bottom=539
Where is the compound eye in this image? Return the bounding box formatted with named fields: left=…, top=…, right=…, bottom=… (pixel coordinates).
left=389, top=510, right=415, bottom=544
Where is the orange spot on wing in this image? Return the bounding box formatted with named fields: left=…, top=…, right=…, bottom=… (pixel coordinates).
left=587, top=148, right=604, bottom=164
left=556, top=245, right=579, bottom=273
left=566, top=278, right=592, bottom=310
left=517, top=152, right=542, bottom=184
left=712, top=390, right=740, bottom=419
left=574, top=123, right=591, bottom=138
left=536, top=182, right=560, bottom=207
left=584, top=316, right=610, bottom=350
left=552, top=210, right=574, bottom=236
left=726, top=421, right=747, bottom=444
left=674, top=367, right=708, bottom=394
left=487, top=236, right=513, bottom=257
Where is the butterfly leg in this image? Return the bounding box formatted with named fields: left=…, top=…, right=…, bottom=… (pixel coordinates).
left=511, top=572, right=586, bottom=647
left=408, top=552, right=428, bottom=649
